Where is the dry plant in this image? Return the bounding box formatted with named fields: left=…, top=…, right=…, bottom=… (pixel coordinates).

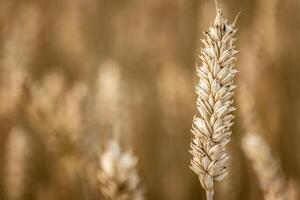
left=189, top=5, right=239, bottom=200
left=94, top=60, right=135, bottom=146
left=54, top=0, right=89, bottom=62
left=98, top=139, right=144, bottom=200
left=0, top=3, right=40, bottom=116
left=237, top=0, right=280, bottom=138
left=286, top=179, right=300, bottom=200
left=236, top=1, right=287, bottom=198
left=242, top=133, right=288, bottom=200
left=25, top=72, right=89, bottom=200
left=26, top=72, right=87, bottom=153
left=96, top=60, right=122, bottom=129
left=94, top=60, right=146, bottom=200
left=157, top=59, right=192, bottom=123
left=156, top=60, right=193, bottom=200
left=4, top=127, right=30, bottom=200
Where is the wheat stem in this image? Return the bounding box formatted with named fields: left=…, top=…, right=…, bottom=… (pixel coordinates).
left=206, top=191, right=214, bottom=200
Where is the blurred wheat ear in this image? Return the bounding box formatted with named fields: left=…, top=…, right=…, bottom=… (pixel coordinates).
left=189, top=6, right=238, bottom=200
left=98, top=139, right=145, bottom=200
left=242, top=133, right=288, bottom=200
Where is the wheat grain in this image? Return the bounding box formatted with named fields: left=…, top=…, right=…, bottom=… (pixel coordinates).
left=189, top=7, right=238, bottom=200
left=242, top=133, right=287, bottom=200
left=98, top=140, right=144, bottom=200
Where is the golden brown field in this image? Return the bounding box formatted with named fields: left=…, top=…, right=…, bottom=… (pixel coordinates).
left=0, top=0, right=299, bottom=199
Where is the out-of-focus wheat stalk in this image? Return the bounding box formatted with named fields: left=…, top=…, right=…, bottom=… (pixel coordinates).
left=156, top=60, right=193, bottom=200
left=238, top=0, right=279, bottom=136
left=286, top=179, right=300, bottom=200
left=4, top=127, right=30, bottom=200
left=25, top=72, right=88, bottom=199
left=95, top=60, right=135, bottom=145
left=54, top=0, right=89, bottom=63
left=96, top=60, right=122, bottom=129
left=157, top=60, right=192, bottom=124
left=242, top=133, right=287, bottom=200
left=98, top=139, right=144, bottom=200
left=26, top=72, right=87, bottom=152
left=93, top=60, right=146, bottom=200
left=0, top=4, right=40, bottom=116
left=236, top=1, right=286, bottom=198
left=189, top=6, right=238, bottom=200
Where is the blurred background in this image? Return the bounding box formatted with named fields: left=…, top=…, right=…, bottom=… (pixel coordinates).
left=0, top=0, right=300, bottom=199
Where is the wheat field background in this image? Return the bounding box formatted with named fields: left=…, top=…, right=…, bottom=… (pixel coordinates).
left=0, top=0, right=300, bottom=199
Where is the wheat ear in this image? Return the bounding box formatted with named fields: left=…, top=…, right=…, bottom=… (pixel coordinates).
left=242, top=133, right=288, bottom=200
left=98, top=140, right=144, bottom=200
left=190, top=8, right=238, bottom=200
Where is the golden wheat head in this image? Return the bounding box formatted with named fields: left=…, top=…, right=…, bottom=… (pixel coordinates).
left=189, top=7, right=239, bottom=200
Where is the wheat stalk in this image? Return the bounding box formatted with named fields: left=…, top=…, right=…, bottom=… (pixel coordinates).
left=242, top=133, right=288, bottom=200
left=4, top=127, right=30, bottom=200
left=189, top=7, right=238, bottom=200
left=98, top=139, right=144, bottom=200
left=26, top=72, right=87, bottom=152
left=0, top=4, right=40, bottom=116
